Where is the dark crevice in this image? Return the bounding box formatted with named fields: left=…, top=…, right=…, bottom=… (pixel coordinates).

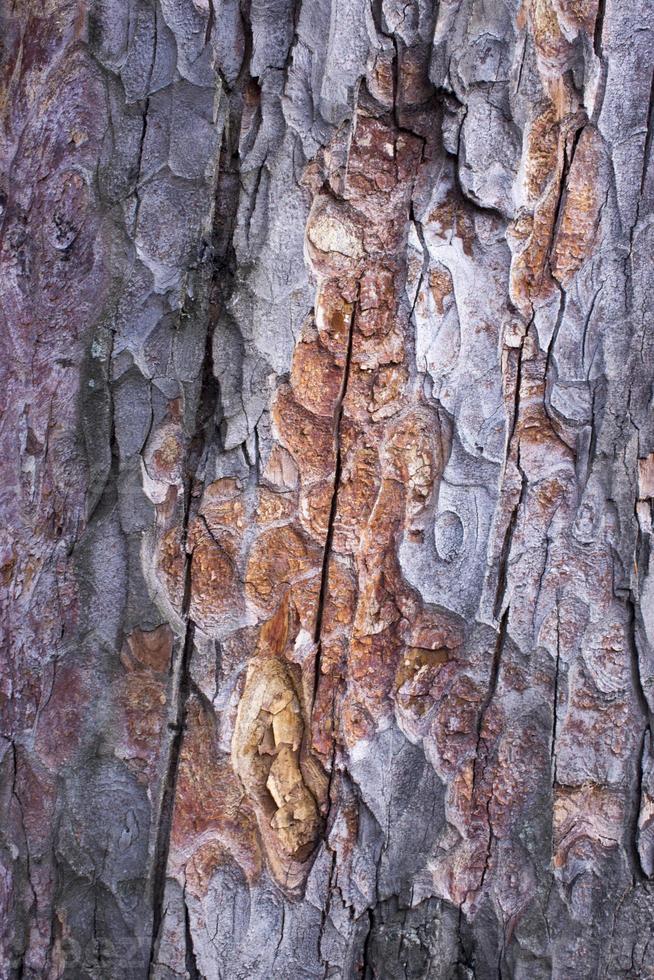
left=183, top=884, right=201, bottom=979
left=550, top=605, right=562, bottom=787
left=627, top=592, right=652, bottom=733
left=204, top=0, right=215, bottom=46
left=132, top=96, right=150, bottom=235
left=7, top=739, right=37, bottom=978
left=544, top=284, right=566, bottom=388
left=312, top=300, right=357, bottom=703
left=549, top=124, right=585, bottom=267
left=631, top=724, right=651, bottom=881
left=148, top=305, right=221, bottom=971
left=639, top=69, right=654, bottom=197
left=473, top=607, right=509, bottom=795
left=84, top=324, right=119, bottom=527
left=316, top=850, right=337, bottom=978
left=493, top=467, right=526, bottom=622
left=469, top=607, right=509, bottom=903
left=593, top=0, right=606, bottom=60
left=514, top=32, right=528, bottom=96
left=369, top=4, right=429, bottom=150
left=581, top=283, right=603, bottom=377
left=132, top=3, right=158, bottom=232
left=147, top=9, right=256, bottom=965
left=360, top=908, right=374, bottom=978
left=148, top=552, right=196, bottom=973
left=408, top=201, right=430, bottom=339
left=272, top=901, right=286, bottom=968
left=148, top=165, right=226, bottom=980
left=494, top=327, right=528, bottom=618
left=584, top=378, right=606, bottom=486
left=505, top=334, right=526, bottom=461
left=626, top=591, right=653, bottom=881
left=591, top=0, right=608, bottom=124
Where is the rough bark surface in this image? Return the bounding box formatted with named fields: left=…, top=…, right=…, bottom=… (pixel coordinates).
left=1, top=0, right=654, bottom=977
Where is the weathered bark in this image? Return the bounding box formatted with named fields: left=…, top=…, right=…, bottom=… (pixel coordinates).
left=1, top=0, right=654, bottom=976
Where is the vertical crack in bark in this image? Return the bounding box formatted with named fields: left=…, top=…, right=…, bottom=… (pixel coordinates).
left=591, top=0, right=608, bottom=123
left=132, top=6, right=157, bottom=233
left=316, top=849, right=338, bottom=977
left=271, top=900, right=286, bottom=970
left=626, top=591, right=652, bottom=881
left=550, top=605, right=562, bottom=787
left=494, top=331, right=528, bottom=621
left=312, top=300, right=357, bottom=705
left=148, top=255, right=222, bottom=972
left=473, top=319, right=526, bottom=898
left=204, top=0, right=215, bottom=46
left=472, top=608, right=509, bottom=799
left=581, top=284, right=603, bottom=379
left=504, top=335, right=526, bottom=474
left=183, top=881, right=201, bottom=979
left=6, top=738, right=37, bottom=976
left=544, top=285, right=566, bottom=389
left=408, top=204, right=430, bottom=334
left=593, top=0, right=606, bottom=60
left=85, top=324, right=118, bottom=524
left=360, top=907, right=374, bottom=979
left=631, top=724, right=651, bottom=883
left=132, top=97, right=150, bottom=235
left=468, top=608, right=510, bottom=904
left=639, top=69, right=654, bottom=197
left=147, top=9, right=256, bottom=958
left=549, top=125, right=585, bottom=268
left=493, top=473, right=526, bottom=622
left=149, top=480, right=197, bottom=973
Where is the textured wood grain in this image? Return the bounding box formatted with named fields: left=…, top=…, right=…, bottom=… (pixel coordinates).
left=1, top=0, right=654, bottom=976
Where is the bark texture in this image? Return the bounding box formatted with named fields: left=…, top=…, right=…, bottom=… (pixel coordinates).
left=1, top=0, right=654, bottom=977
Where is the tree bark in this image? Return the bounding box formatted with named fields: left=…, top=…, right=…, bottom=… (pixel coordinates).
left=2, top=0, right=654, bottom=977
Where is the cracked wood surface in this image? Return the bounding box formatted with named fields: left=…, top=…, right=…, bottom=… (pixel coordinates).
left=1, top=0, right=654, bottom=977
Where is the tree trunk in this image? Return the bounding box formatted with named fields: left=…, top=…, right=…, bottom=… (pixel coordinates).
left=2, top=0, right=654, bottom=976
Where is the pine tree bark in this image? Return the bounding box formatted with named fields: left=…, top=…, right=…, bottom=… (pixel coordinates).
left=2, top=0, right=654, bottom=977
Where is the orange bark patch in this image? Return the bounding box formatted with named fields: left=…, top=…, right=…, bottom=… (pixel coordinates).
left=116, top=670, right=168, bottom=782
left=315, top=280, right=354, bottom=356
left=429, top=265, right=455, bottom=314
left=123, top=624, right=173, bottom=673
left=524, top=102, right=560, bottom=202
left=396, top=647, right=451, bottom=717
left=290, top=329, right=344, bottom=418
left=256, top=487, right=297, bottom=525
left=272, top=385, right=336, bottom=483
left=156, top=526, right=185, bottom=612
left=189, top=522, right=243, bottom=628
left=245, top=524, right=321, bottom=613
left=172, top=696, right=260, bottom=880
left=551, top=127, right=602, bottom=284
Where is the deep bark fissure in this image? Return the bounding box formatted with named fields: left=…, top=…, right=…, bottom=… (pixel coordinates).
left=312, top=298, right=357, bottom=701
left=132, top=96, right=149, bottom=234
left=550, top=604, right=562, bottom=786
left=626, top=593, right=653, bottom=881
left=183, top=882, right=201, bottom=980
left=467, top=606, right=511, bottom=909
left=548, top=124, right=585, bottom=267
left=148, top=529, right=196, bottom=971
left=149, top=273, right=223, bottom=976
left=640, top=70, right=654, bottom=197
left=7, top=739, right=36, bottom=977
left=360, top=907, right=374, bottom=979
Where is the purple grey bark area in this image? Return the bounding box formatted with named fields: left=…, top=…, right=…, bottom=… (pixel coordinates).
left=1, top=0, right=654, bottom=977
